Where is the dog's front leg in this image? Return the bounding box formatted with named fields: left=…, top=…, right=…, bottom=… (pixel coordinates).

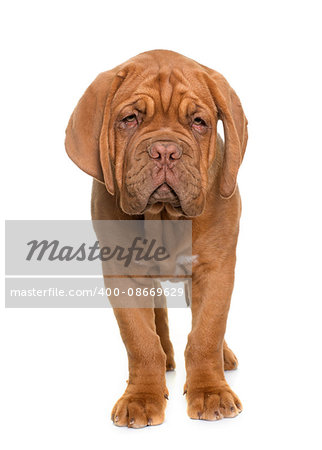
left=184, top=257, right=242, bottom=421
left=111, top=307, right=168, bottom=428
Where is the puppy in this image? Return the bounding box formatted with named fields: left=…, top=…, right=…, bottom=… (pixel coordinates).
left=65, top=49, right=248, bottom=427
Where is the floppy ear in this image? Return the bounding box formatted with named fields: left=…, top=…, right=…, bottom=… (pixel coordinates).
left=65, top=69, right=126, bottom=195
left=206, top=72, right=248, bottom=199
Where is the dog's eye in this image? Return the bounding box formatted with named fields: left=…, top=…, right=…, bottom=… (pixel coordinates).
left=120, top=114, right=139, bottom=129
left=123, top=114, right=137, bottom=123
left=120, top=114, right=138, bottom=129
left=193, top=117, right=206, bottom=127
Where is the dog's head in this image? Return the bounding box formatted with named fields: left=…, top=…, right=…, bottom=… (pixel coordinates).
left=65, top=50, right=247, bottom=216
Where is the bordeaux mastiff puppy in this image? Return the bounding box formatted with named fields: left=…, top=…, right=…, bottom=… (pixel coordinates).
left=65, top=50, right=248, bottom=427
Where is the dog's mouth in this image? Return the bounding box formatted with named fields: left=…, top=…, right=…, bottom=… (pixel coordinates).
left=148, top=183, right=181, bottom=207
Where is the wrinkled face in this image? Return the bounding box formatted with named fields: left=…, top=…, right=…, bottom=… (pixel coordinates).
left=111, top=72, right=217, bottom=217
left=66, top=51, right=247, bottom=211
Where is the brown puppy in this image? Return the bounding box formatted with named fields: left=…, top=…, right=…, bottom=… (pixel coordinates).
left=65, top=50, right=248, bottom=427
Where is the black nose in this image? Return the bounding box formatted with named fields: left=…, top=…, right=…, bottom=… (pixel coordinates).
left=148, top=141, right=182, bottom=162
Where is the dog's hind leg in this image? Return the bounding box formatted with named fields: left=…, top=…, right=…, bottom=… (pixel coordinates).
left=153, top=283, right=175, bottom=371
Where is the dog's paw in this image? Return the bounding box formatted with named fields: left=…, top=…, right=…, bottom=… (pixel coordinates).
left=160, top=339, right=176, bottom=371
left=223, top=344, right=238, bottom=370
left=185, top=382, right=242, bottom=421
left=111, top=388, right=168, bottom=428
left=166, top=354, right=176, bottom=371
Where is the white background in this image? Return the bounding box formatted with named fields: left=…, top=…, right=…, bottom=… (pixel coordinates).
left=1, top=0, right=322, bottom=448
